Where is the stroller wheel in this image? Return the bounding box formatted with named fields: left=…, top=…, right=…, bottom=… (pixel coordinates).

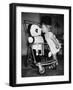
left=52, top=63, right=57, bottom=70
left=55, top=60, right=58, bottom=65
left=56, top=62, right=58, bottom=65
left=39, top=67, right=45, bottom=74
left=49, top=64, right=55, bottom=69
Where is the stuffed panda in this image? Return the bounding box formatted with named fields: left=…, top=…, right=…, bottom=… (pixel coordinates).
left=28, top=24, right=53, bottom=74
left=28, top=24, right=44, bottom=63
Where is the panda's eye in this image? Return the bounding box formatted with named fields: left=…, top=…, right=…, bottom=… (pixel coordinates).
left=35, top=29, right=38, bottom=33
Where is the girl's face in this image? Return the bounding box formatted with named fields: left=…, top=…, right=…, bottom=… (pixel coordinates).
left=41, top=24, right=51, bottom=33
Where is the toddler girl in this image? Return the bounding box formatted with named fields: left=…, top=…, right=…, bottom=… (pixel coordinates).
left=40, top=16, right=61, bottom=61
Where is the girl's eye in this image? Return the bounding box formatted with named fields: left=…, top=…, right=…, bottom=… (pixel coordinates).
left=35, top=29, right=38, bottom=33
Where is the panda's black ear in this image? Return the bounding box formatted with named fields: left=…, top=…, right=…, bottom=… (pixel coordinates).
left=28, top=24, right=32, bottom=30
left=27, top=24, right=32, bottom=36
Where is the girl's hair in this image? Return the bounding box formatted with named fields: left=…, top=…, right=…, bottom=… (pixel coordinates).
left=40, top=16, right=52, bottom=26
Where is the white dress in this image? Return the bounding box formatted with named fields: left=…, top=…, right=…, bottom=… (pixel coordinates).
left=45, top=32, right=61, bottom=54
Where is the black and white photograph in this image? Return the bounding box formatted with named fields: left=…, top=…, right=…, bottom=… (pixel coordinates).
left=21, top=13, right=64, bottom=77
left=10, top=3, right=71, bottom=87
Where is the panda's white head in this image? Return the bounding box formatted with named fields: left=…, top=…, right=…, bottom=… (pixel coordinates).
left=30, top=24, right=41, bottom=36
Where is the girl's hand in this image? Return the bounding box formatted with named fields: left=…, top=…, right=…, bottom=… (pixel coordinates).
left=56, top=44, right=59, bottom=49
left=56, top=43, right=61, bottom=49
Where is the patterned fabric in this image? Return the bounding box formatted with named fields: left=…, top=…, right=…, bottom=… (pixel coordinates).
left=45, top=32, right=61, bottom=54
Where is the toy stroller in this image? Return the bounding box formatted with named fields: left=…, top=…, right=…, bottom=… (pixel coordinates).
left=28, top=24, right=58, bottom=74
left=30, top=43, right=58, bottom=74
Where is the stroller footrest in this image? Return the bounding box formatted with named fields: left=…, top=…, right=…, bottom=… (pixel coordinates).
left=41, top=59, right=57, bottom=66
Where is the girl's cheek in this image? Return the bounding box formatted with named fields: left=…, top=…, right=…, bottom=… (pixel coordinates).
left=41, top=27, right=44, bottom=32
left=42, top=28, right=45, bottom=33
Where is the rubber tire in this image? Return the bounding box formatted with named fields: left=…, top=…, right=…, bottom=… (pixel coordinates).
left=38, top=67, right=45, bottom=75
